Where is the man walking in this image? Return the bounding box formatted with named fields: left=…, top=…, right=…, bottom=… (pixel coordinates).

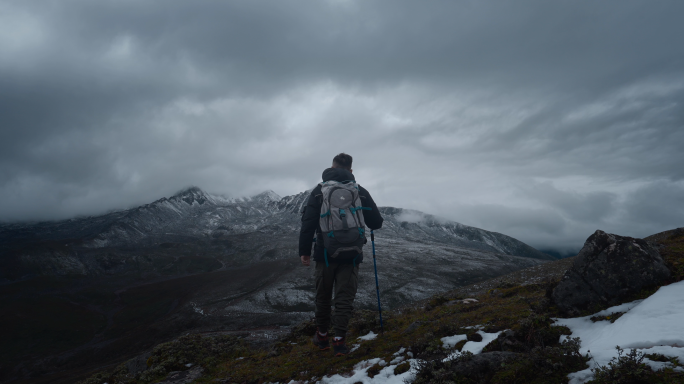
left=299, top=153, right=384, bottom=356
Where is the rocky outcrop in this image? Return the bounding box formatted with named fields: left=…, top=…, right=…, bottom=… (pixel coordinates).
left=125, top=351, right=151, bottom=376
left=552, top=230, right=670, bottom=316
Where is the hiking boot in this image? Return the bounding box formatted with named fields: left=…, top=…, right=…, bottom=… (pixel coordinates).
left=332, top=337, right=350, bottom=356
left=312, top=331, right=330, bottom=351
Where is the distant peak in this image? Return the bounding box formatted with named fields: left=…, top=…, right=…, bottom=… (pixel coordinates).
left=171, top=186, right=211, bottom=205
left=251, top=190, right=282, bottom=202
left=173, top=186, right=205, bottom=196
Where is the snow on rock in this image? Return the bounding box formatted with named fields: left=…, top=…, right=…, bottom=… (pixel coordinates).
left=441, top=334, right=468, bottom=349
left=318, top=357, right=417, bottom=384
left=442, top=331, right=503, bottom=361
left=358, top=331, right=378, bottom=341
left=462, top=331, right=502, bottom=354
left=555, top=280, right=684, bottom=383
left=450, top=298, right=478, bottom=304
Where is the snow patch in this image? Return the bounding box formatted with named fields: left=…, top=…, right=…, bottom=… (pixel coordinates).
left=319, top=357, right=418, bottom=384
left=190, top=302, right=205, bottom=316
left=358, top=331, right=378, bottom=341
left=555, top=280, right=684, bottom=383
left=442, top=331, right=503, bottom=361
left=441, top=334, right=467, bottom=349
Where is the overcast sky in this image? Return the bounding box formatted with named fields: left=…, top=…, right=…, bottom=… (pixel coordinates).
left=1, top=0, right=683, bottom=254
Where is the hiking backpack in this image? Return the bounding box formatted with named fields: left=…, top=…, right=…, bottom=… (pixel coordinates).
left=318, top=180, right=371, bottom=266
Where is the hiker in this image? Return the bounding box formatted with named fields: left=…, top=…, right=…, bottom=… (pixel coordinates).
left=299, top=153, right=384, bottom=356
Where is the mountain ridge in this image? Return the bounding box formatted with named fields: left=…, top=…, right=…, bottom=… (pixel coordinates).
left=0, top=187, right=561, bottom=383
left=0, top=186, right=553, bottom=265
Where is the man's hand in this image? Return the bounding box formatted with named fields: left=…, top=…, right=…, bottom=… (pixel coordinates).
left=300, top=255, right=311, bottom=266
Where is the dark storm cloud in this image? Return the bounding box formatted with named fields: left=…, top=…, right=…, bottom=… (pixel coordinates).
left=520, top=182, right=616, bottom=223
left=0, top=0, right=683, bottom=253
left=620, top=181, right=684, bottom=234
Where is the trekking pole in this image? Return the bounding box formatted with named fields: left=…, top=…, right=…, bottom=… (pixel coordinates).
left=371, top=230, right=384, bottom=334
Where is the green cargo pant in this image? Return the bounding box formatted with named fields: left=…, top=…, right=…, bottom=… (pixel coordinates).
left=314, top=261, right=359, bottom=338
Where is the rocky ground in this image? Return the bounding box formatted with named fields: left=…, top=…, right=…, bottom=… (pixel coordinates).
left=1, top=215, right=552, bottom=382
left=0, top=241, right=545, bottom=384
left=0, top=187, right=559, bottom=383
left=73, top=227, right=684, bottom=384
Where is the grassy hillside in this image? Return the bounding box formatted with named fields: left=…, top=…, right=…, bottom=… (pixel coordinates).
left=77, top=228, right=684, bottom=384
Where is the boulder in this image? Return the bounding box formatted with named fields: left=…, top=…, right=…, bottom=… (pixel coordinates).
left=402, top=321, right=423, bottom=334
left=552, top=230, right=670, bottom=316
left=483, top=329, right=527, bottom=353
left=125, top=351, right=151, bottom=375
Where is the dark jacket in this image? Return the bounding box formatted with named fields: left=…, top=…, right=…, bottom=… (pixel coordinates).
left=299, top=168, right=384, bottom=264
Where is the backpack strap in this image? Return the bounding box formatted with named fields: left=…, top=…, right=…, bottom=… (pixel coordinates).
left=339, top=209, right=349, bottom=230
left=350, top=206, right=371, bottom=214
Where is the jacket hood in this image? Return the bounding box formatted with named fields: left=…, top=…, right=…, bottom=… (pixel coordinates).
left=321, top=167, right=355, bottom=183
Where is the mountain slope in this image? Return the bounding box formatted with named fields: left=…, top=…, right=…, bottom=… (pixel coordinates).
left=75, top=227, right=684, bottom=384
left=378, top=207, right=552, bottom=260
left=0, top=187, right=556, bottom=384
left=0, top=187, right=551, bottom=279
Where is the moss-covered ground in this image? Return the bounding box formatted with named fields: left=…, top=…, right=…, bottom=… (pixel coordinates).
left=78, top=228, right=684, bottom=384
left=647, top=228, right=684, bottom=283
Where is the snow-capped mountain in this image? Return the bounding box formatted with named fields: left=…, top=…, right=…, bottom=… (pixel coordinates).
left=0, top=185, right=556, bottom=326
left=0, top=187, right=289, bottom=248
left=1, top=186, right=550, bottom=257
left=0, top=187, right=558, bottom=383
